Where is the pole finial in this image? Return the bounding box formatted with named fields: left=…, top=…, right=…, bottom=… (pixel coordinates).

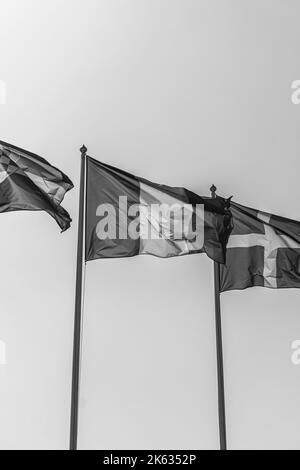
left=80, top=145, right=87, bottom=155
left=210, top=184, right=217, bottom=197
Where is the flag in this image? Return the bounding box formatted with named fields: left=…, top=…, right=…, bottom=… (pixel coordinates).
left=220, top=201, right=300, bottom=292
left=0, top=140, right=73, bottom=231
left=85, top=157, right=232, bottom=264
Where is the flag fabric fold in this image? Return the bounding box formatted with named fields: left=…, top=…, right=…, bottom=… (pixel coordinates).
left=85, top=157, right=232, bottom=264
left=220, top=201, right=300, bottom=292
left=0, top=140, right=73, bottom=231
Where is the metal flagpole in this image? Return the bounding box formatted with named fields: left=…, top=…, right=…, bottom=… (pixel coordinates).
left=210, top=184, right=227, bottom=451
left=69, top=145, right=87, bottom=451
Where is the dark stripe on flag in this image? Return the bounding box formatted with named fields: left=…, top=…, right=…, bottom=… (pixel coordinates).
left=86, top=157, right=140, bottom=260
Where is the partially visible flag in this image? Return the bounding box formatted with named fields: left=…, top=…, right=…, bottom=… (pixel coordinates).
left=0, top=140, right=73, bottom=231
left=220, top=201, right=300, bottom=292
left=85, top=157, right=232, bottom=264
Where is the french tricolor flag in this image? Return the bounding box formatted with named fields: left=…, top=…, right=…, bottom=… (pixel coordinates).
left=85, top=156, right=232, bottom=264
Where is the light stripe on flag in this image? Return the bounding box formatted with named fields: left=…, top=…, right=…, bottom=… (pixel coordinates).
left=139, top=182, right=204, bottom=258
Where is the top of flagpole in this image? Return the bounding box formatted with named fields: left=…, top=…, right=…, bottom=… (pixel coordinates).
left=210, top=185, right=217, bottom=198
left=80, top=145, right=87, bottom=155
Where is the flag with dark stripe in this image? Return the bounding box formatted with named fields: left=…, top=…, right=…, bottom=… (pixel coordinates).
left=0, top=140, right=73, bottom=231
left=220, top=201, right=300, bottom=292
left=85, top=157, right=232, bottom=264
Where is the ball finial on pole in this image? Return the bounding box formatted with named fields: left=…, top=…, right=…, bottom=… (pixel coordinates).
left=80, top=145, right=87, bottom=155
left=210, top=185, right=217, bottom=198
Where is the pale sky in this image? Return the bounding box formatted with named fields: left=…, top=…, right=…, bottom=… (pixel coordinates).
left=1, top=0, right=300, bottom=450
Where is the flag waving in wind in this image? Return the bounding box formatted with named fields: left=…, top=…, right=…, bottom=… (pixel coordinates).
left=85, top=157, right=232, bottom=264
left=0, top=140, right=73, bottom=231
left=220, top=201, right=300, bottom=292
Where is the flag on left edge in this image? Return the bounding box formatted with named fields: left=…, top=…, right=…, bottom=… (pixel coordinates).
left=0, top=140, right=73, bottom=231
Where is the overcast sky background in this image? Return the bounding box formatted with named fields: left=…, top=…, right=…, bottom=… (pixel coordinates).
left=1, top=0, right=300, bottom=450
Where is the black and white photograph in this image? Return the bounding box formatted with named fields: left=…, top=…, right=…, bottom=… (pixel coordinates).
left=1, top=0, right=300, bottom=453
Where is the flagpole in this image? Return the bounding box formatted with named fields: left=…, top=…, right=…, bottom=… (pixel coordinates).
left=210, top=185, right=227, bottom=451
left=69, top=145, right=87, bottom=451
